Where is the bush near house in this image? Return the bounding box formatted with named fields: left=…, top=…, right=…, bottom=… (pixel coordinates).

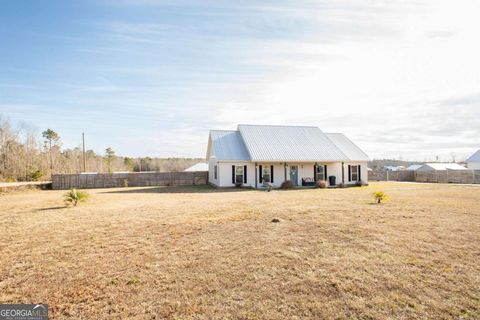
left=316, top=180, right=327, bottom=188
left=280, top=180, right=294, bottom=189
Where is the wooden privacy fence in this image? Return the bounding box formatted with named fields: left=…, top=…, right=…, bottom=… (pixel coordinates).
left=369, top=170, right=480, bottom=184
left=368, top=170, right=415, bottom=182
left=52, top=171, right=208, bottom=190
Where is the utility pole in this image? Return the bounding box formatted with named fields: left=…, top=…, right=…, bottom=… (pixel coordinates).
left=82, top=132, right=86, bottom=172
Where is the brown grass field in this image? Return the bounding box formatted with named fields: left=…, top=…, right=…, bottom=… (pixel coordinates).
left=0, top=182, right=479, bottom=319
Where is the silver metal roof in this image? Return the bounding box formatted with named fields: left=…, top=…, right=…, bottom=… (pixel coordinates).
left=466, top=149, right=480, bottom=162
left=209, top=130, right=250, bottom=161
left=238, top=125, right=348, bottom=161
left=406, top=164, right=423, bottom=171
left=418, top=163, right=467, bottom=171
left=208, top=125, right=369, bottom=162
left=325, top=133, right=370, bottom=161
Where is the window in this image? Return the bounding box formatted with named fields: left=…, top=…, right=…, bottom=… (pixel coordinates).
left=235, top=166, right=244, bottom=184
left=262, top=166, right=271, bottom=182
left=315, top=165, right=325, bottom=181
left=214, top=165, right=217, bottom=179
left=351, top=165, right=358, bottom=181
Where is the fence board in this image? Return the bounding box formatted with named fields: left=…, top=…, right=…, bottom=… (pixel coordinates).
left=369, top=169, right=480, bottom=184
left=52, top=171, right=208, bottom=190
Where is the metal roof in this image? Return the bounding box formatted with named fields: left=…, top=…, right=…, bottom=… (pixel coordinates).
left=209, top=130, right=250, bottom=161
left=325, top=133, right=370, bottom=161
left=184, top=163, right=208, bottom=172
left=208, top=125, right=369, bottom=162
left=418, top=163, right=467, bottom=171
left=406, top=164, right=423, bottom=171
left=466, top=149, right=480, bottom=162
left=237, top=124, right=357, bottom=161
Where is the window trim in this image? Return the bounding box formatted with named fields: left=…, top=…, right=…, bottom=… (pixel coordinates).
left=351, top=165, right=358, bottom=181
left=262, top=166, right=271, bottom=183
left=315, top=165, right=325, bottom=181
left=235, top=165, right=244, bottom=184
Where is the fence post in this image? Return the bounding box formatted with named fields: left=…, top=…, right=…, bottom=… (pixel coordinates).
left=386, top=170, right=389, bottom=181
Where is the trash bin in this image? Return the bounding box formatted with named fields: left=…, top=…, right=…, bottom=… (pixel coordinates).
left=329, top=175, right=336, bottom=186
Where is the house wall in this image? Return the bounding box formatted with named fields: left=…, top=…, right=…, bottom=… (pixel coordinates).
left=467, top=162, right=480, bottom=170
left=210, top=161, right=368, bottom=188
left=212, top=162, right=256, bottom=188
left=208, top=158, right=218, bottom=186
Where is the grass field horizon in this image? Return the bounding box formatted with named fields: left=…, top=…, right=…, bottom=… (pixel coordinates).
left=1, top=182, right=479, bottom=319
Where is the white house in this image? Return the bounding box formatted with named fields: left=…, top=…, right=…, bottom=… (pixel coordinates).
left=465, top=150, right=480, bottom=169
left=417, top=163, right=467, bottom=171
left=206, top=124, right=369, bottom=188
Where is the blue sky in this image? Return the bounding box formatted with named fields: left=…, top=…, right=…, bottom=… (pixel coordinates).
left=1, top=0, right=479, bottom=160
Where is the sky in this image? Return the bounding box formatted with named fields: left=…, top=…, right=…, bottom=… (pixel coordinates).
left=0, top=0, right=479, bottom=161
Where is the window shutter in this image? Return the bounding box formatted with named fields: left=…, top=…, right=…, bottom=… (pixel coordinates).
left=232, top=165, right=235, bottom=184
left=313, top=165, right=316, bottom=181
left=324, top=165, right=327, bottom=180
left=348, top=165, right=351, bottom=182
left=270, top=165, right=274, bottom=183
left=358, top=165, right=361, bottom=181
left=259, top=165, right=263, bottom=183
left=244, top=165, right=247, bottom=183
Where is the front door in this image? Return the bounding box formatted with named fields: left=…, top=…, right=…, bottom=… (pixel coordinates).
left=290, top=165, right=298, bottom=186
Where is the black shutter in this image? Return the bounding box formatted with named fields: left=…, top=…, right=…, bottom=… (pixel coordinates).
left=244, top=165, right=247, bottom=183
left=358, top=165, right=361, bottom=181
left=324, top=165, right=327, bottom=181
left=348, top=165, right=351, bottom=182
left=313, top=165, right=316, bottom=181
left=232, top=165, right=235, bottom=184
left=270, top=165, right=274, bottom=183
left=259, top=165, right=263, bottom=183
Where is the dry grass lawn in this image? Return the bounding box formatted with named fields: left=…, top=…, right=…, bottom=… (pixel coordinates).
left=0, top=182, right=479, bottom=319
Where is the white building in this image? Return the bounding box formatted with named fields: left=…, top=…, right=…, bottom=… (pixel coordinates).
left=465, top=150, right=480, bottom=169
left=384, top=165, right=406, bottom=171
left=184, top=163, right=208, bottom=172
left=417, top=163, right=467, bottom=171
left=206, top=124, right=369, bottom=188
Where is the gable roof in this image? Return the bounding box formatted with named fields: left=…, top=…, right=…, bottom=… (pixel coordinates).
left=238, top=125, right=347, bottom=161
left=325, top=133, right=369, bottom=161
left=208, top=125, right=369, bottom=162
left=466, top=149, right=480, bottom=162
left=208, top=130, right=250, bottom=161
left=418, top=163, right=467, bottom=171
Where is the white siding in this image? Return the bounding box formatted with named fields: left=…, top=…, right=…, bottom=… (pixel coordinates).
left=212, top=161, right=368, bottom=188
left=216, top=162, right=256, bottom=188
left=208, top=158, right=219, bottom=186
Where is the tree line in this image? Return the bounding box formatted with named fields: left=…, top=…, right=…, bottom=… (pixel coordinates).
left=0, top=116, right=204, bottom=182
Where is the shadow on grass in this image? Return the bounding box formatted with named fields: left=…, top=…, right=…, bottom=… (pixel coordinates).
left=101, top=185, right=254, bottom=194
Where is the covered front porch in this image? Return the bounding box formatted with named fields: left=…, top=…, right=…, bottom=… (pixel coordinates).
left=253, top=162, right=345, bottom=189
